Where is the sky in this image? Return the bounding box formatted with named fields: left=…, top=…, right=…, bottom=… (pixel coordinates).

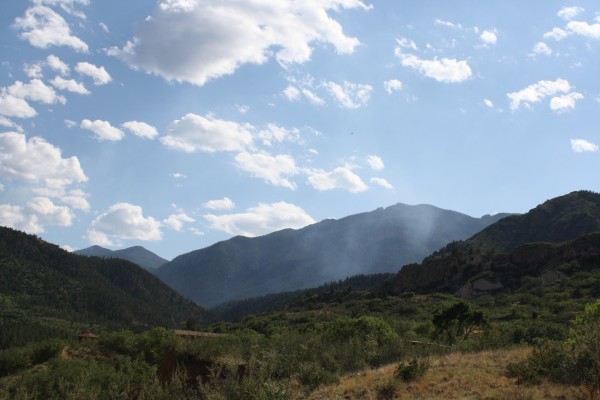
left=0, top=0, right=599, bottom=260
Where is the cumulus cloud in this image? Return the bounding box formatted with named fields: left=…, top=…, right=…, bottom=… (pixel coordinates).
left=234, top=151, right=299, bottom=189
left=307, top=167, right=368, bottom=193
left=483, top=99, right=494, bottom=108
left=24, top=63, right=43, bottom=79
left=7, top=79, right=66, bottom=105
left=0, top=94, right=37, bottom=118
left=558, top=6, right=585, bottom=20
left=204, top=201, right=315, bottom=237
left=203, top=197, right=236, bottom=210
left=0, top=131, right=87, bottom=192
left=370, top=177, right=393, bottom=190
left=532, top=42, right=552, bottom=56
left=566, top=20, right=600, bottom=39
left=283, top=85, right=301, bottom=101
left=13, top=6, right=88, bottom=52
left=161, top=113, right=254, bottom=153
left=322, top=81, right=373, bottom=109
left=46, top=54, right=69, bottom=75
left=383, top=79, right=402, bottom=94
left=50, top=76, right=90, bottom=95
left=507, top=78, right=571, bottom=110
left=81, top=119, right=124, bottom=141
left=163, top=213, right=195, bottom=231
left=571, top=139, right=598, bottom=152
left=33, top=0, right=91, bottom=18
left=87, top=203, right=162, bottom=246
left=75, top=62, right=112, bottom=85
left=550, top=92, right=584, bottom=112
left=544, top=27, right=570, bottom=41
left=122, top=121, right=158, bottom=139
left=0, top=197, right=73, bottom=234
left=480, top=30, right=497, bottom=45
left=302, top=89, right=326, bottom=105
left=110, top=0, right=369, bottom=86
left=367, top=155, right=384, bottom=170
left=0, top=117, right=22, bottom=131
left=395, top=48, right=472, bottom=83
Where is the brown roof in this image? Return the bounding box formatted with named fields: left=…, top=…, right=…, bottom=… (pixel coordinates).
left=173, top=329, right=223, bottom=338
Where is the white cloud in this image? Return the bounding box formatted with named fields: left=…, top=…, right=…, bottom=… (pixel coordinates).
left=434, top=19, right=462, bottom=29
left=257, top=123, right=300, bottom=146
left=33, top=0, right=91, bottom=19
left=395, top=49, right=472, bottom=83
left=550, top=92, right=584, bottom=112
left=571, top=139, right=598, bottom=152
left=480, top=30, right=497, bottom=45
left=80, top=119, right=125, bottom=141
left=50, top=76, right=90, bottom=95
left=507, top=78, right=571, bottom=110
left=322, top=81, right=372, bottom=109
left=87, top=203, right=162, bottom=246
left=64, top=119, right=77, bottom=128
left=367, top=155, right=384, bottom=170
left=234, top=151, right=299, bottom=189
left=203, top=197, right=236, bottom=210
left=566, top=20, right=600, bottom=39
left=0, top=117, right=22, bottom=131
left=204, top=201, right=315, bottom=237
left=163, top=213, right=195, bottom=231
left=24, top=63, right=43, bottom=79
left=58, top=188, right=90, bottom=211
left=0, top=197, right=73, bottom=234
left=0, top=93, right=37, bottom=118
left=532, top=42, right=552, bottom=56
left=75, top=62, right=112, bottom=85
left=161, top=113, right=254, bottom=153
left=302, top=89, right=326, bottom=105
left=370, top=177, right=393, bottom=190
left=283, top=85, right=301, bottom=101
left=0, top=132, right=87, bottom=193
left=7, top=79, right=66, bottom=105
left=111, top=0, right=369, bottom=86
left=122, top=121, right=158, bottom=139
left=99, top=22, right=109, bottom=32
left=544, top=27, right=570, bottom=41
left=483, top=99, right=494, bottom=108
left=169, top=172, right=186, bottom=179
left=383, top=79, right=402, bottom=94
left=307, top=167, right=368, bottom=193
left=46, top=55, right=69, bottom=75
left=558, top=6, right=585, bottom=20
left=14, top=6, right=88, bottom=52
left=396, top=37, right=418, bottom=50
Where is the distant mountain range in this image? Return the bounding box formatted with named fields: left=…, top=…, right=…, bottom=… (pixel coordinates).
left=381, top=190, right=600, bottom=296
left=0, top=227, right=207, bottom=331
left=157, top=203, right=511, bottom=307
left=75, top=245, right=168, bottom=271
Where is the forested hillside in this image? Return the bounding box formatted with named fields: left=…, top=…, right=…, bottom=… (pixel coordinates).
left=0, top=227, right=207, bottom=348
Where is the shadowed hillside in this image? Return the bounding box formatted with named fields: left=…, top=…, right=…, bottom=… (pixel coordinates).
left=157, top=203, right=509, bottom=306
left=75, top=245, right=168, bottom=270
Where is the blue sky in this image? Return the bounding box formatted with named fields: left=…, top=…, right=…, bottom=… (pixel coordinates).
left=1, top=0, right=599, bottom=260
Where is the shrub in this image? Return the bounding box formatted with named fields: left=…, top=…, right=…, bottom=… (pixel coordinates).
left=394, top=357, right=429, bottom=382
left=376, top=378, right=398, bottom=400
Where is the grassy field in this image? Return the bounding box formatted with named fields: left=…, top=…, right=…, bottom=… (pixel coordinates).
left=309, top=347, right=588, bottom=400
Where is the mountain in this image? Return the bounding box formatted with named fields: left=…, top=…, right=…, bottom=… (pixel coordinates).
left=381, top=190, right=600, bottom=296
left=157, top=203, right=510, bottom=307
left=0, top=227, right=207, bottom=333
left=75, top=245, right=168, bottom=270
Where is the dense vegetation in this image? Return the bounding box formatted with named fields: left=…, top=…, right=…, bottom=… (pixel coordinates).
left=2, top=191, right=600, bottom=398
left=0, top=227, right=207, bottom=347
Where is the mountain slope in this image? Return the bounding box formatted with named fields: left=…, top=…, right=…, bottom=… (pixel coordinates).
left=75, top=245, right=168, bottom=270
left=382, top=191, right=600, bottom=295
left=157, top=203, right=509, bottom=306
left=0, top=227, right=207, bottom=330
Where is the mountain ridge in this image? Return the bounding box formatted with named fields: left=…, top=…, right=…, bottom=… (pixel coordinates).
left=157, top=202, right=510, bottom=307
left=75, top=244, right=168, bottom=270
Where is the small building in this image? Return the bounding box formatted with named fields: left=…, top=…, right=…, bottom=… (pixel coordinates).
left=78, top=331, right=98, bottom=342
left=173, top=329, right=223, bottom=339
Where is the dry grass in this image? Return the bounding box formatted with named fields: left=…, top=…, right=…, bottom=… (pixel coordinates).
left=308, top=347, right=589, bottom=400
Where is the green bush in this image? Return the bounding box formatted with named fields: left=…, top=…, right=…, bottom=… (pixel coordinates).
left=376, top=378, right=399, bottom=400
left=394, top=357, right=429, bottom=382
